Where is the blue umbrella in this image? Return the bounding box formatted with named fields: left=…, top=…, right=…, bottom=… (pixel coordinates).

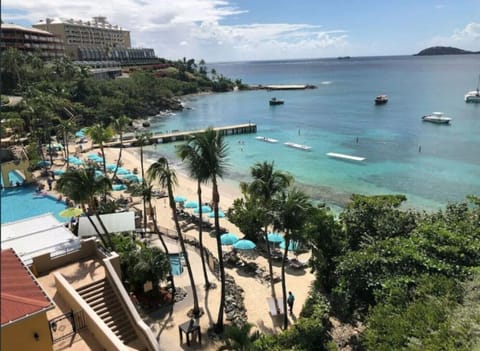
left=123, top=174, right=142, bottom=182
left=112, top=184, right=127, bottom=191
left=267, top=232, right=284, bottom=243
left=174, top=195, right=187, bottom=203
left=280, top=240, right=300, bottom=252
left=95, top=170, right=104, bottom=177
left=221, top=233, right=239, bottom=245
left=116, top=168, right=130, bottom=175
left=184, top=201, right=198, bottom=208
left=87, top=153, right=101, bottom=160
left=53, top=169, right=65, bottom=175
left=37, top=160, right=51, bottom=167
left=233, top=239, right=256, bottom=250
left=208, top=210, right=225, bottom=218
left=106, top=163, right=117, bottom=171
left=75, top=130, right=85, bottom=138
left=194, top=205, right=212, bottom=214
left=68, top=156, right=83, bottom=165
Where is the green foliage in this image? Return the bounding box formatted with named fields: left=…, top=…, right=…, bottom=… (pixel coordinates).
left=227, top=197, right=264, bottom=241
left=220, top=323, right=260, bottom=351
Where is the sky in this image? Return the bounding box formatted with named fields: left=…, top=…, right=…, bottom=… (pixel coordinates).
left=2, top=0, right=479, bottom=63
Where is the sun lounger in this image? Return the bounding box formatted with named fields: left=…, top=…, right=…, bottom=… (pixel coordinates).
left=288, top=258, right=308, bottom=269
left=267, top=297, right=284, bottom=316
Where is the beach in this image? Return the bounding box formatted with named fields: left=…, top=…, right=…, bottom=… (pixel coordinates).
left=96, top=145, right=315, bottom=349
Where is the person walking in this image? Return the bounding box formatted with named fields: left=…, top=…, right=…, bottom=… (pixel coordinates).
left=287, top=291, right=295, bottom=314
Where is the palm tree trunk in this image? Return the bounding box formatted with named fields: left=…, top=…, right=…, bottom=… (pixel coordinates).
left=63, top=129, right=70, bottom=169
left=263, top=227, right=277, bottom=297
left=281, top=235, right=290, bottom=329
left=140, top=145, right=147, bottom=234
left=94, top=211, right=113, bottom=250
left=212, top=179, right=226, bottom=333
left=148, top=199, right=176, bottom=293
left=197, top=181, right=211, bottom=289
left=168, top=184, right=200, bottom=316
left=112, top=132, right=123, bottom=180
left=82, top=205, right=108, bottom=249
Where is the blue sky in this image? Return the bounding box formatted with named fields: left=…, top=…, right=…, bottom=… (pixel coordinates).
left=2, top=0, right=479, bottom=62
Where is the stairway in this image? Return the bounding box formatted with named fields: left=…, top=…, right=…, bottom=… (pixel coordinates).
left=77, top=278, right=138, bottom=345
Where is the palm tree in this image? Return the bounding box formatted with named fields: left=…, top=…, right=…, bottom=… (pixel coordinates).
left=111, top=115, right=131, bottom=180
left=56, top=167, right=113, bottom=249
left=85, top=123, right=114, bottom=178
left=220, top=323, right=260, bottom=351
left=191, top=128, right=229, bottom=332
left=57, top=114, right=77, bottom=169
left=129, top=180, right=176, bottom=292
left=136, top=131, right=152, bottom=233
left=246, top=162, right=292, bottom=299
left=177, top=141, right=212, bottom=289
left=147, top=157, right=201, bottom=316
left=273, top=188, right=311, bottom=329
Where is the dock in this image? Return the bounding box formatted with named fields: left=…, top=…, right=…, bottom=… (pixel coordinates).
left=326, top=152, right=366, bottom=162
left=248, top=84, right=317, bottom=90
left=284, top=142, right=312, bottom=151
left=100, top=123, right=257, bottom=148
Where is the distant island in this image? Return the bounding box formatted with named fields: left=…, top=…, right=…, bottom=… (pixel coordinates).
left=415, top=46, right=480, bottom=56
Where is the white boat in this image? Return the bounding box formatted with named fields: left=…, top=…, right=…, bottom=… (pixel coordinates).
left=465, top=74, right=480, bottom=103
left=256, top=136, right=279, bottom=143
left=422, top=112, right=452, bottom=124
left=327, top=152, right=366, bottom=162
left=374, top=94, right=388, bottom=105
left=284, top=142, right=312, bottom=151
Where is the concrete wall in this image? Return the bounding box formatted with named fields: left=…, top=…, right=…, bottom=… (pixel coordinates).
left=1, top=312, right=53, bottom=351
left=31, top=238, right=98, bottom=276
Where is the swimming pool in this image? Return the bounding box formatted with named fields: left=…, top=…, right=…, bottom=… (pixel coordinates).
left=169, top=254, right=184, bottom=276
left=1, top=186, right=68, bottom=224
left=0, top=170, right=25, bottom=187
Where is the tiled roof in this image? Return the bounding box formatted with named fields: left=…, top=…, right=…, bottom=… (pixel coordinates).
left=1, top=249, right=54, bottom=326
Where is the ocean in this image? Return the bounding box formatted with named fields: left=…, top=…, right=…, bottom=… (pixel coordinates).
left=144, top=55, right=480, bottom=212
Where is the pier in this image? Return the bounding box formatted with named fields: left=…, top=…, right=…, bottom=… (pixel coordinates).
left=100, top=123, right=257, bottom=148
left=248, top=84, right=317, bottom=90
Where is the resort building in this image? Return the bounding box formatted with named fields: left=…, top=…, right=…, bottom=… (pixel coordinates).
left=33, top=17, right=131, bottom=60
left=0, top=23, right=64, bottom=59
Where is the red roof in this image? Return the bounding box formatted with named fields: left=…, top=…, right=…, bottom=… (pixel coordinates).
left=1, top=249, right=54, bottom=326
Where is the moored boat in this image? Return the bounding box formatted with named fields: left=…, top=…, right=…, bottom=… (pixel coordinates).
left=327, top=152, right=366, bottom=162
left=374, top=95, right=388, bottom=105
left=269, top=97, right=284, bottom=105
left=422, top=112, right=452, bottom=124
left=465, top=74, right=480, bottom=103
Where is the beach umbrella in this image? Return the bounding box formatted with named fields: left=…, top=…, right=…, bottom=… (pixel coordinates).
left=123, top=174, right=142, bottom=182
left=112, top=184, right=127, bottom=191
left=208, top=210, right=225, bottom=218
left=233, top=239, right=256, bottom=250
left=267, top=232, right=284, bottom=244
left=75, top=130, right=85, bottom=138
left=59, top=207, right=83, bottom=218
left=106, top=163, right=117, bottom=171
left=280, top=240, right=300, bottom=252
left=95, top=170, right=104, bottom=178
left=37, top=160, right=51, bottom=168
left=184, top=201, right=198, bottom=208
left=68, top=156, right=83, bottom=165
left=53, top=169, right=65, bottom=176
left=194, top=205, right=212, bottom=214
left=174, top=195, right=187, bottom=203
left=221, top=233, right=239, bottom=245
left=116, top=168, right=130, bottom=175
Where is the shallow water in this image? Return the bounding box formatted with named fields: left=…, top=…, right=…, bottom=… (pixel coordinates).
left=145, top=55, right=480, bottom=211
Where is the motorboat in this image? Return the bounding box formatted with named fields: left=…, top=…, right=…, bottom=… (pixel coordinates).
left=256, top=136, right=279, bottom=143
left=269, top=97, right=284, bottom=105
left=374, top=95, right=388, bottom=105
left=422, top=112, right=452, bottom=124
left=465, top=74, right=480, bottom=103
left=284, top=142, right=312, bottom=151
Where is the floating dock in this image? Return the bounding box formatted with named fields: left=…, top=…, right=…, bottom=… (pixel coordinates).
left=249, top=84, right=317, bottom=90
left=100, top=123, right=257, bottom=147
left=284, top=142, right=312, bottom=151
left=326, top=152, right=366, bottom=162
left=256, top=136, right=279, bottom=143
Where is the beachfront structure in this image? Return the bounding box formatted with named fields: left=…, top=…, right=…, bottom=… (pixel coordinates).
left=1, top=248, right=56, bottom=351
left=0, top=23, right=64, bottom=59
left=33, top=17, right=131, bottom=60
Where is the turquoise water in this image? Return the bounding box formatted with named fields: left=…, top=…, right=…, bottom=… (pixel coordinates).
left=146, top=55, right=480, bottom=211
left=169, top=254, right=184, bottom=276
left=1, top=186, right=68, bottom=224
left=0, top=170, right=25, bottom=187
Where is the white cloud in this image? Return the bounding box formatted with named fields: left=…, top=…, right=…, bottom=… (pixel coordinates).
left=1, top=0, right=349, bottom=61
left=426, top=22, right=480, bottom=51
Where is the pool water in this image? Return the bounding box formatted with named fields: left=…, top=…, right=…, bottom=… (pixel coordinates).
left=1, top=186, right=68, bottom=224
left=0, top=170, right=25, bottom=187
left=169, top=254, right=184, bottom=276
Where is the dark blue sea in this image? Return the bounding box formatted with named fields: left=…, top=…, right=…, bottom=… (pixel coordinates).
left=145, top=55, right=480, bottom=211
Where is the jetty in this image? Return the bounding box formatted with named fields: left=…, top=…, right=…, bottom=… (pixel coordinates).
left=284, top=142, right=312, bottom=151
left=249, top=84, right=316, bottom=90
left=326, top=152, right=366, bottom=162
left=99, top=123, right=257, bottom=148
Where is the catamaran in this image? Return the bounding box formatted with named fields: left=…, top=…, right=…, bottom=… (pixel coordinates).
left=284, top=142, right=312, bottom=151
left=256, top=136, right=279, bottom=143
